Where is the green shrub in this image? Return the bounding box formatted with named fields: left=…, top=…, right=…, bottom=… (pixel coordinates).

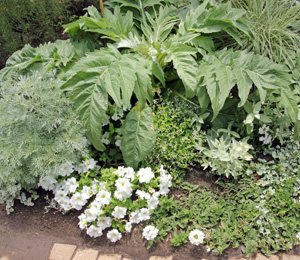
left=0, top=0, right=98, bottom=68
left=143, top=99, right=205, bottom=182
left=0, top=71, right=89, bottom=213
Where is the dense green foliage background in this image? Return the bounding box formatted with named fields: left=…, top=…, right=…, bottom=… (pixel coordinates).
left=0, top=0, right=98, bottom=68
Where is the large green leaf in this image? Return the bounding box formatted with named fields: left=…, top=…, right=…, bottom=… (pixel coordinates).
left=279, top=87, right=299, bottom=123
left=63, top=6, right=134, bottom=42
left=179, top=1, right=250, bottom=44
left=141, top=5, right=178, bottom=44
left=0, top=40, right=87, bottom=81
left=232, top=65, right=252, bottom=107
left=120, top=104, right=156, bottom=168
left=0, top=45, right=36, bottom=81
left=165, top=43, right=198, bottom=98
left=61, top=45, right=153, bottom=150
left=69, top=72, right=109, bottom=151
left=198, top=49, right=292, bottom=120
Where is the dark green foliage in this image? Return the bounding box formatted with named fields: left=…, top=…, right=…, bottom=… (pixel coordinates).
left=0, top=0, right=98, bottom=68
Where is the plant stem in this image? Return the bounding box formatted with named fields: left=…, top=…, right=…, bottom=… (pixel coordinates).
left=99, top=0, right=104, bottom=14
left=170, top=89, right=201, bottom=108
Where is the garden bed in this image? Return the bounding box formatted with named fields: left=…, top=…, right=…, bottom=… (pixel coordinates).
left=0, top=168, right=248, bottom=260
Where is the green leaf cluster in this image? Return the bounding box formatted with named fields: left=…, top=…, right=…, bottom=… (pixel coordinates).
left=143, top=99, right=205, bottom=182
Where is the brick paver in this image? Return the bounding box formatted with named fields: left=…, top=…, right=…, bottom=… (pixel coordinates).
left=282, top=255, right=300, bottom=260
left=72, top=248, right=99, bottom=260
left=46, top=243, right=300, bottom=260
left=149, top=256, right=173, bottom=260
left=97, top=254, right=122, bottom=260
left=49, top=243, right=77, bottom=260
left=0, top=257, right=10, bottom=260
left=255, top=253, right=279, bottom=260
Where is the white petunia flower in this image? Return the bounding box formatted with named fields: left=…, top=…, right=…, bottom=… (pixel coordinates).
left=87, top=225, right=103, bottom=238
left=101, top=132, right=111, bottom=145
left=89, top=202, right=103, bottom=216
left=107, top=229, right=122, bottom=242
left=81, top=186, right=92, bottom=200
left=137, top=167, right=154, bottom=183
left=112, top=206, right=127, bottom=219
left=159, top=184, right=171, bottom=195
left=97, top=216, right=111, bottom=230
left=189, top=229, right=205, bottom=245
left=78, top=213, right=88, bottom=230
left=124, top=167, right=135, bottom=181
left=59, top=200, right=71, bottom=211
left=60, top=162, right=74, bottom=177
left=138, top=208, right=151, bottom=221
left=114, top=166, right=126, bottom=177
left=159, top=170, right=172, bottom=195
left=54, top=189, right=68, bottom=204
left=38, top=176, right=57, bottom=191
left=159, top=165, right=168, bottom=175
left=147, top=196, right=159, bottom=210
left=70, top=192, right=87, bottom=210
left=95, top=190, right=111, bottom=205
left=136, top=190, right=151, bottom=200
left=74, top=162, right=88, bottom=174
left=86, top=158, right=98, bottom=170
left=143, top=225, right=159, bottom=240
left=115, top=178, right=132, bottom=193
left=125, top=222, right=132, bottom=232
left=148, top=187, right=155, bottom=194
left=65, top=177, right=79, bottom=193
left=83, top=208, right=98, bottom=222
left=130, top=210, right=141, bottom=224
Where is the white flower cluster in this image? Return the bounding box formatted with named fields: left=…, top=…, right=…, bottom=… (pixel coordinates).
left=159, top=165, right=172, bottom=195
left=258, top=124, right=272, bottom=145
left=101, top=102, right=131, bottom=147
left=189, top=229, right=205, bottom=246
left=143, top=225, right=159, bottom=240
left=39, top=162, right=172, bottom=243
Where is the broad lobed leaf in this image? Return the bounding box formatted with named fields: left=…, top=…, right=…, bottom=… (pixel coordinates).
left=60, top=45, right=153, bottom=151
left=120, top=104, right=156, bottom=169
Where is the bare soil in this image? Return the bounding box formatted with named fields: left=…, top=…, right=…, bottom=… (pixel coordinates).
left=0, top=166, right=299, bottom=260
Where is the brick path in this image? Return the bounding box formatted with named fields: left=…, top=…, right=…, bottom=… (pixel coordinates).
left=47, top=243, right=300, bottom=260
left=47, top=243, right=174, bottom=260
left=1, top=243, right=300, bottom=260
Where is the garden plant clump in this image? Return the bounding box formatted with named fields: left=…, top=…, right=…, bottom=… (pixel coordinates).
left=41, top=160, right=172, bottom=246
left=0, top=0, right=300, bottom=257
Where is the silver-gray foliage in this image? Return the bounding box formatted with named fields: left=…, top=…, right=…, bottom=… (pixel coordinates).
left=0, top=71, right=89, bottom=213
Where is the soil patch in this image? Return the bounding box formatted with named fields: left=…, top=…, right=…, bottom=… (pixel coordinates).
left=0, top=167, right=298, bottom=260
